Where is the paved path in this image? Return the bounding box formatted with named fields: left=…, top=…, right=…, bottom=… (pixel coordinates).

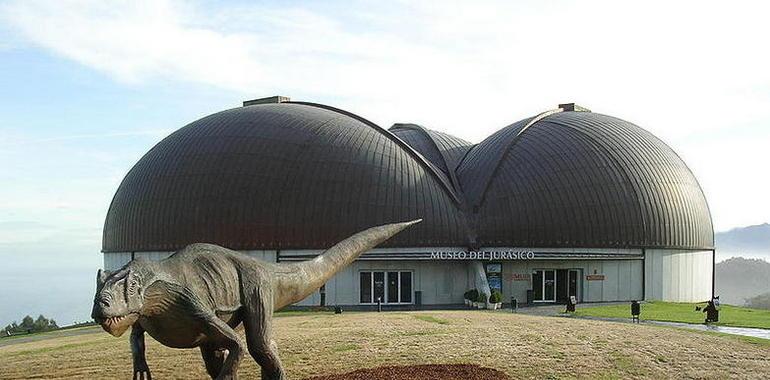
left=510, top=301, right=628, bottom=316
left=0, top=326, right=102, bottom=348
left=507, top=302, right=770, bottom=341
left=572, top=315, right=770, bottom=340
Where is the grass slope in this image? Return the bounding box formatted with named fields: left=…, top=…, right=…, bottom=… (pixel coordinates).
left=575, top=301, right=770, bottom=329
left=0, top=311, right=769, bottom=379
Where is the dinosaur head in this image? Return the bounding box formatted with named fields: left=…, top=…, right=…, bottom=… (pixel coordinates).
left=91, top=261, right=147, bottom=337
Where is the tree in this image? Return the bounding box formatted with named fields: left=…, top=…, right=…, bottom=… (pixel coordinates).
left=20, top=315, right=34, bottom=330
left=2, top=314, right=60, bottom=335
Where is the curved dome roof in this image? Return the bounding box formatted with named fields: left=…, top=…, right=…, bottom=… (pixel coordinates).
left=103, top=102, right=469, bottom=252
left=103, top=102, right=713, bottom=252
left=389, top=123, right=474, bottom=194
left=456, top=110, right=713, bottom=249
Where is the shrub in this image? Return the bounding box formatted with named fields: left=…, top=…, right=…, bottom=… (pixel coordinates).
left=477, top=292, right=488, bottom=303
left=467, top=289, right=479, bottom=302
left=489, top=290, right=502, bottom=304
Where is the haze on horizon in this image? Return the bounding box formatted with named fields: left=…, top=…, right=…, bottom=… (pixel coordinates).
left=0, top=0, right=769, bottom=327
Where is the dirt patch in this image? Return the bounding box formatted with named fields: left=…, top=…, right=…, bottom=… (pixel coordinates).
left=306, top=364, right=510, bottom=380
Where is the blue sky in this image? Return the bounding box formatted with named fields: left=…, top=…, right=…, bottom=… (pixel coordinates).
left=0, top=0, right=769, bottom=326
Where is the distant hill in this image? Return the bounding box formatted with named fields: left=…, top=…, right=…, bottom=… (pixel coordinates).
left=716, top=223, right=770, bottom=254
left=714, top=257, right=770, bottom=306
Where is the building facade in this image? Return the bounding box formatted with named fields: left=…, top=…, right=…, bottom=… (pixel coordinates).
left=102, top=97, right=715, bottom=307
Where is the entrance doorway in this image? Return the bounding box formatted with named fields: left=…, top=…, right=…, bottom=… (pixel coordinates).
left=532, top=269, right=580, bottom=303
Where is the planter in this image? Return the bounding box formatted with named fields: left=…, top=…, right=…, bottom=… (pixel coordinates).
left=464, top=299, right=471, bottom=306
left=476, top=302, right=485, bottom=309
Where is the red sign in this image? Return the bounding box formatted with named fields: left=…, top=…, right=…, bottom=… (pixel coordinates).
left=586, top=274, right=605, bottom=281
left=506, top=273, right=531, bottom=281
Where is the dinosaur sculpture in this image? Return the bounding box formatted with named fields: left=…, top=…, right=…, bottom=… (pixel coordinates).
left=91, top=220, right=420, bottom=380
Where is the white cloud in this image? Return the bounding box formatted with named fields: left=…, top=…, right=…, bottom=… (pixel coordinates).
left=1, top=0, right=769, bottom=230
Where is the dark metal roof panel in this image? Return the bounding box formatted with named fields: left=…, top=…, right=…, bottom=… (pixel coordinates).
left=473, top=111, right=713, bottom=249
left=103, top=103, right=713, bottom=253
left=103, top=103, right=468, bottom=252
left=455, top=117, right=534, bottom=205
left=389, top=124, right=474, bottom=174
left=423, top=129, right=474, bottom=171
left=389, top=125, right=448, bottom=172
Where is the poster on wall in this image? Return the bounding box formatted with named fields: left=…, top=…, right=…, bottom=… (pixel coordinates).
left=486, top=263, right=502, bottom=292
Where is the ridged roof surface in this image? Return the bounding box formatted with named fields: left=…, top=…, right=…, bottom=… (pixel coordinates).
left=103, top=103, right=469, bottom=252
left=103, top=103, right=714, bottom=252
left=458, top=111, right=713, bottom=249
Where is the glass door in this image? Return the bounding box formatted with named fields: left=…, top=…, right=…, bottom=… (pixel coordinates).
left=359, top=271, right=413, bottom=304
left=543, top=270, right=556, bottom=302
left=532, top=269, right=556, bottom=302
left=373, top=272, right=385, bottom=303
left=568, top=269, right=579, bottom=301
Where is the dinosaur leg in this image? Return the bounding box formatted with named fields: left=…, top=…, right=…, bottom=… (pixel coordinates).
left=243, top=288, right=285, bottom=380
left=200, top=344, right=225, bottom=379
left=201, top=315, right=245, bottom=380
left=130, top=325, right=151, bottom=380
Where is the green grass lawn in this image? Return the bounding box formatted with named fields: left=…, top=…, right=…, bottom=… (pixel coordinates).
left=575, top=301, right=770, bottom=329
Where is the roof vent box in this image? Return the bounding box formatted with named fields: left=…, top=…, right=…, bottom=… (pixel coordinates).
left=559, top=103, right=591, bottom=112
left=243, top=96, right=291, bottom=107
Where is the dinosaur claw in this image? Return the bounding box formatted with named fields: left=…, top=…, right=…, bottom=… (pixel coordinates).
left=134, top=370, right=151, bottom=380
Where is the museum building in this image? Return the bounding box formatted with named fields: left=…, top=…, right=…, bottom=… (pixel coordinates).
left=101, top=97, right=715, bottom=307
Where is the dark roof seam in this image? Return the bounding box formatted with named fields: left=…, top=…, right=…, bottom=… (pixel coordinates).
left=475, top=108, right=564, bottom=207
left=285, top=101, right=462, bottom=205
left=391, top=123, right=465, bottom=200
left=454, top=143, right=478, bottom=173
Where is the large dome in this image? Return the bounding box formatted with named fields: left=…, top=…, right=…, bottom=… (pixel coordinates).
left=456, top=110, right=713, bottom=249
left=103, top=101, right=713, bottom=252
left=103, top=102, right=469, bottom=252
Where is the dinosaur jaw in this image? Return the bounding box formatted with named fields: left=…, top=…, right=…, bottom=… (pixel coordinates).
left=98, top=313, right=139, bottom=337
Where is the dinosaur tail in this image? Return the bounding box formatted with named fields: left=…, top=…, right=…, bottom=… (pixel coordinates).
left=272, top=219, right=421, bottom=310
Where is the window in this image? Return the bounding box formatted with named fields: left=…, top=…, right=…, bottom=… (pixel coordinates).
left=359, top=271, right=413, bottom=304
left=399, top=272, right=412, bottom=303
left=387, top=272, right=399, bottom=303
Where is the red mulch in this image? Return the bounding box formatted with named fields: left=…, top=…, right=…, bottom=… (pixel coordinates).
left=304, top=364, right=512, bottom=380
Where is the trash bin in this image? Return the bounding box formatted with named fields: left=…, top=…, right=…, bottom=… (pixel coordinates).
left=631, top=300, right=640, bottom=323
left=526, top=289, right=533, bottom=305
left=511, top=297, right=518, bottom=312
left=414, top=291, right=422, bottom=307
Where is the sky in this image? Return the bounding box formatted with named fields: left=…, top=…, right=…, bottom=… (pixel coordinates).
left=0, top=0, right=768, bottom=326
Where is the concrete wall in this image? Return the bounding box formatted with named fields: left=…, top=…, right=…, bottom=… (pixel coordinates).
left=644, top=249, right=713, bottom=302
left=103, top=247, right=712, bottom=305
left=500, top=259, right=644, bottom=304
